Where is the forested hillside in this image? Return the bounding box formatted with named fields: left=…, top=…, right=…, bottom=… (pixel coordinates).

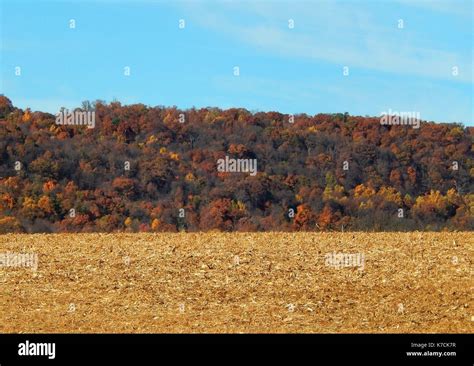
left=0, top=96, right=472, bottom=232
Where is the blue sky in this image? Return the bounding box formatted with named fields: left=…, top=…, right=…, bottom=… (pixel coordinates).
left=1, top=0, right=472, bottom=125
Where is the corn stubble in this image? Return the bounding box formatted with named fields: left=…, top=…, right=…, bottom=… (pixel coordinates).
left=0, top=232, right=472, bottom=333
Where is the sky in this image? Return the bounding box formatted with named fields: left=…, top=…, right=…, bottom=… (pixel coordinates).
left=1, top=0, right=473, bottom=125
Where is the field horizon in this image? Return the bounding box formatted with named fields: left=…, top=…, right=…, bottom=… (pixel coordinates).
left=1, top=232, right=472, bottom=333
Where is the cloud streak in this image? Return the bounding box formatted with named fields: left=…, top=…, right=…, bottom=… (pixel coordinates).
left=177, top=0, right=472, bottom=83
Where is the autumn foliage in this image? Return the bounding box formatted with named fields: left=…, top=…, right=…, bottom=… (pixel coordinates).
left=0, top=96, right=472, bottom=232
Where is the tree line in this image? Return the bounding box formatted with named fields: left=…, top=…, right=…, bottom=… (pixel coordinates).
left=0, top=95, right=472, bottom=232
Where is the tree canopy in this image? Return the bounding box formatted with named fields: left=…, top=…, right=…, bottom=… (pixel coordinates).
left=0, top=96, right=472, bottom=232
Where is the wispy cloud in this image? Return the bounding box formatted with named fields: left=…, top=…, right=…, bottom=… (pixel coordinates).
left=394, top=0, right=473, bottom=18
left=176, top=0, right=472, bottom=83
